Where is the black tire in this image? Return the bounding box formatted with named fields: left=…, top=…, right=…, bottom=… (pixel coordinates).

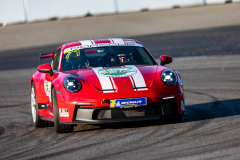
left=43, top=121, right=54, bottom=127
left=171, top=116, right=182, bottom=122
left=52, top=87, right=74, bottom=133
left=31, top=82, right=54, bottom=127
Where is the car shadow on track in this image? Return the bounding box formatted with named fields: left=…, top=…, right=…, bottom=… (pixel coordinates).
left=183, top=98, right=240, bottom=122
left=0, top=126, right=4, bottom=137
left=74, top=98, right=240, bottom=132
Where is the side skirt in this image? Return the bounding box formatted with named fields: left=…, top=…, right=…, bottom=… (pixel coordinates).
left=40, top=116, right=54, bottom=122
left=40, top=116, right=66, bottom=124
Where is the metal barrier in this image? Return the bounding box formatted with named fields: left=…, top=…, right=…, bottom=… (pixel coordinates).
left=0, top=0, right=239, bottom=26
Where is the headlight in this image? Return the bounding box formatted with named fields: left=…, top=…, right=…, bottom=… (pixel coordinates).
left=161, top=69, right=177, bottom=86
left=63, top=76, right=82, bottom=92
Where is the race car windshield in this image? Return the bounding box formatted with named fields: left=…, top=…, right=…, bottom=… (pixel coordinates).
left=61, top=46, right=155, bottom=71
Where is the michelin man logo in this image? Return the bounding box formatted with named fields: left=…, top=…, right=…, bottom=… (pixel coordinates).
left=44, top=81, right=52, bottom=102
left=116, top=101, right=120, bottom=106
left=98, top=67, right=137, bottom=77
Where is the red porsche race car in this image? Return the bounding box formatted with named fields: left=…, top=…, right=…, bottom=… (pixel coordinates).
left=30, top=38, right=185, bottom=133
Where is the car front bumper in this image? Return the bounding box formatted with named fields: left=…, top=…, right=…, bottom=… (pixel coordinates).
left=60, top=98, right=184, bottom=124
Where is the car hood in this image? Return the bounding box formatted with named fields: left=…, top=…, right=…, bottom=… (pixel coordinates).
left=63, top=65, right=167, bottom=92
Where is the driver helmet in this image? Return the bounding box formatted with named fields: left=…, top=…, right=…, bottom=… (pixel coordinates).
left=117, top=54, right=129, bottom=63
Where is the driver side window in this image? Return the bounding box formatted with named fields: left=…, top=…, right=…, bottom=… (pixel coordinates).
left=52, top=48, right=61, bottom=71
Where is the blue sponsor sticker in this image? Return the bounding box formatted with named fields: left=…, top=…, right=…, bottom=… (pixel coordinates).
left=110, top=97, right=147, bottom=108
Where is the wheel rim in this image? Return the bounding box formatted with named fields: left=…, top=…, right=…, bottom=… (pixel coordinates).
left=31, top=86, right=37, bottom=123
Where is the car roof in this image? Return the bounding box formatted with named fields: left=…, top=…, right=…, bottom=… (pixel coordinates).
left=65, top=38, right=143, bottom=49
left=57, top=38, right=157, bottom=71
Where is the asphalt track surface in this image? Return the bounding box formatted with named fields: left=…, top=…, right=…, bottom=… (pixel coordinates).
left=0, top=4, right=240, bottom=160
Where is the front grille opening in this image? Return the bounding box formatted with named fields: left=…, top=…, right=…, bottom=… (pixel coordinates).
left=93, top=105, right=163, bottom=120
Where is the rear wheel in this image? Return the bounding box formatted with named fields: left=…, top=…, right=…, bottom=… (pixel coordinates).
left=31, top=82, right=54, bottom=127
left=52, top=87, right=74, bottom=133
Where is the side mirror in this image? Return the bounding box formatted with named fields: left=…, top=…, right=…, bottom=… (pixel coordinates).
left=37, top=64, right=53, bottom=76
left=160, top=55, right=172, bottom=65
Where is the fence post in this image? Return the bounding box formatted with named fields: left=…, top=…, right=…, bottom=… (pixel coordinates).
left=203, top=0, right=207, bottom=5
left=114, top=0, right=119, bottom=14
left=23, top=0, right=28, bottom=23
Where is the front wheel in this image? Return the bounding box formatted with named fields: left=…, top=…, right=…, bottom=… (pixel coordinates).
left=52, top=87, right=74, bottom=133
left=31, top=82, right=53, bottom=127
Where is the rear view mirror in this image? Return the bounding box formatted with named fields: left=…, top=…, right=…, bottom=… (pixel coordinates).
left=37, top=64, right=53, bottom=76
left=160, top=55, right=172, bottom=65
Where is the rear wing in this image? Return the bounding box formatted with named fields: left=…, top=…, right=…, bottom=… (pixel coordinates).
left=39, top=52, right=54, bottom=61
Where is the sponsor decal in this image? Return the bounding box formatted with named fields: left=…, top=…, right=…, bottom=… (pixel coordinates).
left=47, top=104, right=53, bottom=112
left=64, top=48, right=71, bottom=53
left=92, top=65, right=147, bottom=92
left=101, top=98, right=106, bottom=105
left=59, top=108, right=69, bottom=117
left=92, top=67, right=116, bottom=93
left=110, top=97, right=147, bottom=108
left=98, top=67, right=137, bottom=77
left=44, top=81, right=52, bottom=102
left=64, top=49, right=80, bottom=59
